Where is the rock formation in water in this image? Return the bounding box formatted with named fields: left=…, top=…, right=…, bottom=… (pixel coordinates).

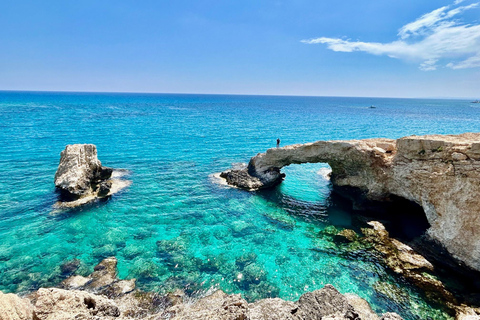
left=220, top=133, right=480, bottom=273
left=54, top=144, right=124, bottom=207
left=0, top=257, right=404, bottom=320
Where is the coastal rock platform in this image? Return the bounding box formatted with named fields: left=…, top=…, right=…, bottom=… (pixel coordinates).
left=220, top=133, right=480, bottom=272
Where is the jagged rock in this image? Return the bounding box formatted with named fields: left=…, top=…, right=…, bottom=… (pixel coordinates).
left=220, top=133, right=480, bottom=272
left=248, top=298, right=299, bottom=319
left=54, top=144, right=112, bottom=201
left=168, top=290, right=249, bottom=320
left=85, top=256, right=118, bottom=290
left=334, top=229, right=359, bottom=243
left=97, top=180, right=113, bottom=197
left=380, top=313, right=404, bottom=320
left=0, top=257, right=407, bottom=320
left=61, top=275, right=90, bottom=290
left=0, top=291, right=33, bottom=320
left=33, top=288, right=120, bottom=320
left=362, top=221, right=456, bottom=304
left=297, top=284, right=358, bottom=320
left=101, top=280, right=136, bottom=299
left=455, top=305, right=480, bottom=320
left=344, top=293, right=379, bottom=320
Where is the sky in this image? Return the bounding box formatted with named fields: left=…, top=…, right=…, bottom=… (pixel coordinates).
left=0, top=0, right=479, bottom=98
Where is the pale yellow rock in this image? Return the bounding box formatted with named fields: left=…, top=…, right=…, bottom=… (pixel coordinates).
left=33, top=288, right=119, bottom=320
left=0, top=291, right=33, bottom=320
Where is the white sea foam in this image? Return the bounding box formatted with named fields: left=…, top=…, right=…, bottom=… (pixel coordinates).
left=317, top=167, right=332, bottom=180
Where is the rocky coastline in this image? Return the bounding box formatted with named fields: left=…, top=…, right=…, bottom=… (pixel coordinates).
left=220, top=133, right=480, bottom=275
left=0, top=257, right=405, bottom=320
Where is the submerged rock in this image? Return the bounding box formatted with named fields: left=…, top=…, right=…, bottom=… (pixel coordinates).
left=0, top=258, right=405, bottom=320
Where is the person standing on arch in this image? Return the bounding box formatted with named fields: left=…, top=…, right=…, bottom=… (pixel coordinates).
left=276, top=138, right=280, bottom=148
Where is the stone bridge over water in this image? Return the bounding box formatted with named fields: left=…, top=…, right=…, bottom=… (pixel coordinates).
left=220, top=133, right=480, bottom=272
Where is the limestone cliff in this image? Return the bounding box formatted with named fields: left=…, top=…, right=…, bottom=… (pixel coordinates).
left=220, top=133, right=480, bottom=272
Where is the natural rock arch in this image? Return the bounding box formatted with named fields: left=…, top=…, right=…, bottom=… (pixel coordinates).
left=220, top=133, right=480, bottom=272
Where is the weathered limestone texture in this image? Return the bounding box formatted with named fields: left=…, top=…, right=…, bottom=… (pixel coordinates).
left=54, top=144, right=131, bottom=207
left=0, top=291, right=33, bottom=320
left=54, top=144, right=112, bottom=199
left=220, top=133, right=480, bottom=272
left=168, top=284, right=399, bottom=320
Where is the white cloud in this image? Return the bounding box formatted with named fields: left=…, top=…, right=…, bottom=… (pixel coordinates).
left=302, top=1, right=480, bottom=71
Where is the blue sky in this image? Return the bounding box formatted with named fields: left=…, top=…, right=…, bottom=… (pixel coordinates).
left=0, top=0, right=479, bottom=98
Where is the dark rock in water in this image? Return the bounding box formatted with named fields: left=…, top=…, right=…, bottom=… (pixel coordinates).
left=97, top=180, right=112, bottom=197
left=236, top=252, right=257, bottom=269
left=242, top=263, right=267, bottom=285
left=334, top=229, right=359, bottom=243
left=98, top=166, right=113, bottom=181
left=220, top=167, right=284, bottom=191
left=60, top=259, right=81, bottom=276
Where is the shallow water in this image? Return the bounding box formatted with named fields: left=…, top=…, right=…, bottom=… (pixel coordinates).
left=1, top=92, right=479, bottom=319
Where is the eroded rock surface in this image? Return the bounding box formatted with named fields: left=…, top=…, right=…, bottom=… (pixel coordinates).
left=0, top=291, right=33, bottom=320
left=220, top=133, right=480, bottom=272
left=54, top=144, right=131, bottom=207
left=54, top=144, right=112, bottom=200
left=167, top=284, right=400, bottom=320
left=0, top=258, right=404, bottom=320
left=361, top=221, right=456, bottom=304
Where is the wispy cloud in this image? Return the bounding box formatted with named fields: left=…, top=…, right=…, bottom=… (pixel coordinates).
left=302, top=1, right=480, bottom=71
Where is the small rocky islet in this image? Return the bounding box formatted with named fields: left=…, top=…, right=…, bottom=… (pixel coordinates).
left=3, top=133, right=480, bottom=319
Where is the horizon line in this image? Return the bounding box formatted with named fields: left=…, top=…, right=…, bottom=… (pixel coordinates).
left=0, top=89, right=476, bottom=101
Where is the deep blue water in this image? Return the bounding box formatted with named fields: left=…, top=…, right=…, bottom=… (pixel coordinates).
left=1, top=91, right=479, bottom=319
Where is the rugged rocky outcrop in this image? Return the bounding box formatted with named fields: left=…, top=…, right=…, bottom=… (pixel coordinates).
left=220, top=133, right=480, bottom=272
left=360, top=221, right=456, bottom=304
left=0, top=258, right=403, bottom=320
left=54, top=144, right=112, bottom=200
left=54, top=144, right=131, bottom=207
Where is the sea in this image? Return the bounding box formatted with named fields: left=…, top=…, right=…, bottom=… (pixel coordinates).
left=1, top=91, right=479, bottom=319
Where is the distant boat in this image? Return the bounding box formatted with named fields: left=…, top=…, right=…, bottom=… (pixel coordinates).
left=471, top=100, right=480, bottom=104
left=369, top=105, right=376, bottom=109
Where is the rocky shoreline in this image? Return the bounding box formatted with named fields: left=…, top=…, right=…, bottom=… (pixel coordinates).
left=0, top=257, right=405, bottom=320
left=220, top=133, right=480, bottom=274
left=2, top=218, right=480, bottom=319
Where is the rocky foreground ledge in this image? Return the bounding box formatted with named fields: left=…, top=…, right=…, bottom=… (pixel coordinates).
left=54, top=144, right=130, bottom=208
left=0, top=257, right=403, bottom=320
left=220, top=133, right=480, bottom=273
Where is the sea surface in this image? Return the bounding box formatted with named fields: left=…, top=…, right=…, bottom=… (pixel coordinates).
left=1, top=91, right=479, bottom=319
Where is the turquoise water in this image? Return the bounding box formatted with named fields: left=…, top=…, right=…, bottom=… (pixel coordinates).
left=1, top=92, right=479, bottom=319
